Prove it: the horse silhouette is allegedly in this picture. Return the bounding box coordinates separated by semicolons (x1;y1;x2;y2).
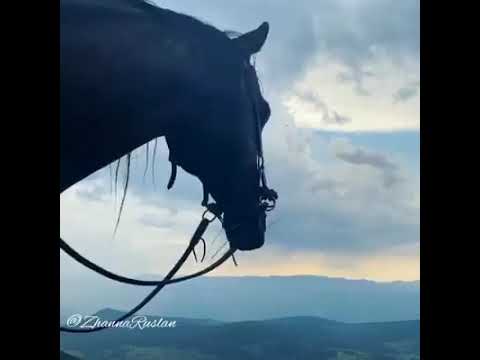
61;0;273;251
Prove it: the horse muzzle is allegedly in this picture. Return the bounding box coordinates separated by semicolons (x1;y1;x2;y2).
224;210;267;251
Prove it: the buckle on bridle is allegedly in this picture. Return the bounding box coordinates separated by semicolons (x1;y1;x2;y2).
259;186;278;212
202;203;223;223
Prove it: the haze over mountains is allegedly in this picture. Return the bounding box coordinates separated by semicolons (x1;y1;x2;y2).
61;275;419;323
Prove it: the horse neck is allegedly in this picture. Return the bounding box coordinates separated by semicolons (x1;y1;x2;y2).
60;2;228;193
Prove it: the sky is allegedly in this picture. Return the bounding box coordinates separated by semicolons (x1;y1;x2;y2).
60;0;420;284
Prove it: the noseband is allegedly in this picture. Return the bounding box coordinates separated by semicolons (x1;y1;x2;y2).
59;60;277;333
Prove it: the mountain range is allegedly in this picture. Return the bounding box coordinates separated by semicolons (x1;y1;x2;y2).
61;275;420;323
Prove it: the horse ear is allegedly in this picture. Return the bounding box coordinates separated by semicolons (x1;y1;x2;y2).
233;22;269;56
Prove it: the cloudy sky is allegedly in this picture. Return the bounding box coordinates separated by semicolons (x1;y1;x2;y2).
60;0;420;284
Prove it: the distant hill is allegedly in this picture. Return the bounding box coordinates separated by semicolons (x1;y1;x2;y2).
60;309;419;360
60;351;82;360
61;275;419;323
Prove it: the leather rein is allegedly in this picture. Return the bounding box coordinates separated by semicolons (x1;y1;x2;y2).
60;205;233;333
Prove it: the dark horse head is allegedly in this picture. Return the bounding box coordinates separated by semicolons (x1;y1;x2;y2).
164;23;275;251
60;0;276;251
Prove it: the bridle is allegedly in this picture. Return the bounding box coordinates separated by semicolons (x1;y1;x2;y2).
59;59;277;333
247;62;278;213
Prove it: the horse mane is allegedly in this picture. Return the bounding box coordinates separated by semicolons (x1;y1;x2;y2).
70;0;242;40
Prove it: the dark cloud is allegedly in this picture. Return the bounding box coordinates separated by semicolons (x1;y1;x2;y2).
393;81;420;103
337;69;375;96
297;90;352;125
335;147;396;171
263;196;417;254
334;144;404;188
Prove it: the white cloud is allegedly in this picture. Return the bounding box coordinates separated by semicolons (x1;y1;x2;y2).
283;52;419;132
